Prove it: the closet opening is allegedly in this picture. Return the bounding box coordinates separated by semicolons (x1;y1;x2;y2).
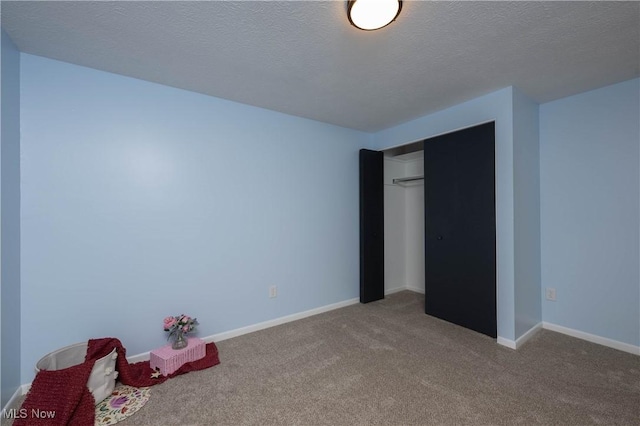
382;141;425;296
360;121;497;338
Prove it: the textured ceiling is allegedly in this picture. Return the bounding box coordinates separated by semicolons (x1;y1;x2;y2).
2;1;639;132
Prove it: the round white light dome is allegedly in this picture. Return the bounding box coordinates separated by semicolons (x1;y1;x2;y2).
348;0;402;31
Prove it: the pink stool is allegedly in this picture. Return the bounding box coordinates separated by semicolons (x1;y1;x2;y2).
150;337;206;376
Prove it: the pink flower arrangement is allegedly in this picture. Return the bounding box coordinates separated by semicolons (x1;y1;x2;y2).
163;314;198;339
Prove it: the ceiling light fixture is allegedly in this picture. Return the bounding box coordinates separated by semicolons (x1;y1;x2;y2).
347;0;402;31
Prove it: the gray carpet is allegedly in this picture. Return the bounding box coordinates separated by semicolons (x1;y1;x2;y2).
10;291;640;425
120;291;639;425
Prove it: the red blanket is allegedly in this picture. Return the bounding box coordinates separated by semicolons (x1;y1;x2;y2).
15;338;220;425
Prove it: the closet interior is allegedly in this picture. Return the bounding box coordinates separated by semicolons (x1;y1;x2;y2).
383;141;425;295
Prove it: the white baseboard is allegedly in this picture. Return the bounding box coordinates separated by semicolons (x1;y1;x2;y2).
200;297;360;344
516;322;543;347
385;285;424;295
383;289;639;357
542;322;640;356
126;351;151;364
496;321;640;356
497;323;543;350
496;337;516;349
128;309;638;360
405;285;425;294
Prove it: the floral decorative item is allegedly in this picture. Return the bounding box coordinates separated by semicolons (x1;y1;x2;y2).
95;385;151;426
163;314;198;350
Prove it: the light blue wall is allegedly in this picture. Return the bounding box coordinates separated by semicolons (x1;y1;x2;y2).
372;88;518;341
512;88;541;338
1;30;22;406
20;54;369;382
540;78;640;346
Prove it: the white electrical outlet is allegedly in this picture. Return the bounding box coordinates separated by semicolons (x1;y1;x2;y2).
545;287;556;301
269;285;277;298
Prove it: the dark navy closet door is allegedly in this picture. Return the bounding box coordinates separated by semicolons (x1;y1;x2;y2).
424;122;496;337
359;149;384;303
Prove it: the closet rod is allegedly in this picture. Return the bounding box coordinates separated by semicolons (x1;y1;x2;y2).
392;175;424;185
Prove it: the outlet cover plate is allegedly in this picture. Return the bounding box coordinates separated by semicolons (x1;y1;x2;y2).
545;287;556;301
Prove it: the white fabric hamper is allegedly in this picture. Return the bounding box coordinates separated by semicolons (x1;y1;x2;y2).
35;342;118;404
